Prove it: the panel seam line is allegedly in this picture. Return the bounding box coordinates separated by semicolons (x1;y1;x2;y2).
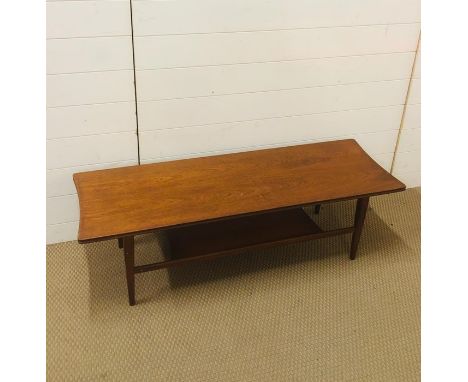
390;32;420;174
129;0;141;164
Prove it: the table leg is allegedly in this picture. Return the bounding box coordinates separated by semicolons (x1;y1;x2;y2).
314;204;321;214
123;236;136;305
118;237;123;249
350;197;369;260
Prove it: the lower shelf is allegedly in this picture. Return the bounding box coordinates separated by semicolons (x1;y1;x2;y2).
166;208;351;260
134;208;354;273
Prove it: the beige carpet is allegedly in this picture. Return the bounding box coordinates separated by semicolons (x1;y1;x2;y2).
47;188;420;381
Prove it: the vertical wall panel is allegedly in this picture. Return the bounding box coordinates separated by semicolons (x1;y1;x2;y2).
139;105;404;160
133;24;420;69
134;0;420;173
46;1;131;39
47;36;133;74
132;0;420;35
136;53;415;101
46;0;137;243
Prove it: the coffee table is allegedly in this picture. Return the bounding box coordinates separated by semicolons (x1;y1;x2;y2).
74;139;405;305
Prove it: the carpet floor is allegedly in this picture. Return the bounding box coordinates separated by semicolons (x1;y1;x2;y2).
47;188;420;381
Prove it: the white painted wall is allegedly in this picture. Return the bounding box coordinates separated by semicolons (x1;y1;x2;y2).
46;0;138;243
47;0;421;244
133;0;420;175
392;44;421;187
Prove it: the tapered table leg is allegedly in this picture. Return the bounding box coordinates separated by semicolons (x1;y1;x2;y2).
123;236;136;305
350;197;369;260
118;237;123;249
314;204;321;214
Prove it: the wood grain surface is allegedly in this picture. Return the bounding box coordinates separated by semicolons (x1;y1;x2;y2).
74;139;405;242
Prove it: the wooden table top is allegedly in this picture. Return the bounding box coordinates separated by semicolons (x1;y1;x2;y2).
74;139;405;243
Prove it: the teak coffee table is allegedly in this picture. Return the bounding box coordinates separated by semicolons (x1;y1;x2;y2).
74;139;405;305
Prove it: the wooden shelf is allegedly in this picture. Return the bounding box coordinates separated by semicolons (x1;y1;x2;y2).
165;208;351;261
